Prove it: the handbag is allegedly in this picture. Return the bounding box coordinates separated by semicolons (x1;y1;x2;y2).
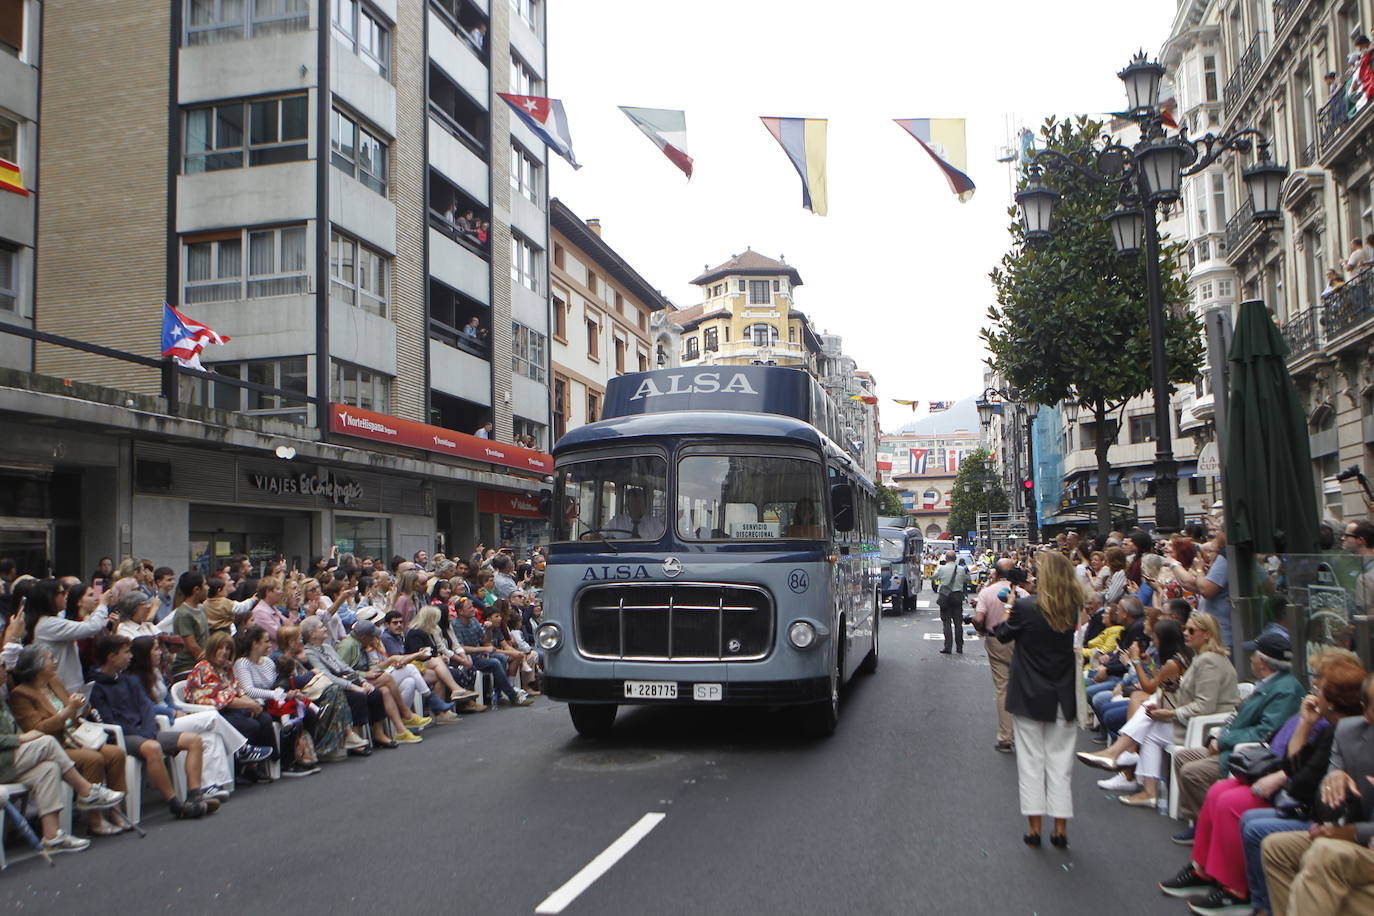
299;673;331;701
1227;744;1284;784
66;719;109;751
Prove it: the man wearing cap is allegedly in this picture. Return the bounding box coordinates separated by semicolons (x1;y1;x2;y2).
1171;629;1305;841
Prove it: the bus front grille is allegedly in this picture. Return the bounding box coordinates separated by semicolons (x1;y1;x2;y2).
575;583;773;662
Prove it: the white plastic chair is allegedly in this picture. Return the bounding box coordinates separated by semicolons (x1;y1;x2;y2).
0;783;33;869
172;680;281;780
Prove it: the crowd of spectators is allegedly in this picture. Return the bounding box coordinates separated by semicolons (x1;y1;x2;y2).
0;544;546;860
964;514;1374;915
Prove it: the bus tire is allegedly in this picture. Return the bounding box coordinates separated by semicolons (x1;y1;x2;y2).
802;642;842;737
858;609;878;675
903;586;917;614
568;703;617;737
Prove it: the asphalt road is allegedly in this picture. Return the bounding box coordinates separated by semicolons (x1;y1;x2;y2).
2;589;1186;915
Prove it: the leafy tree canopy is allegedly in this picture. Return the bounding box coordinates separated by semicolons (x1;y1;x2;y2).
947;448;1009;543
876;484;906;518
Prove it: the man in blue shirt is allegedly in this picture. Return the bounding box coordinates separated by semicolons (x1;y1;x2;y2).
452;602;532;706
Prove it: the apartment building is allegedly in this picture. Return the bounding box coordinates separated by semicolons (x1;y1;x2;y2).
877;426;982;540
0;0;36;371
1162;0;1374;522
0;0;558;574
547;199;673;442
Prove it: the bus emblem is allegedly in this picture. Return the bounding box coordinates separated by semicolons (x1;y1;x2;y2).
662;557;683;578
727;639;742;653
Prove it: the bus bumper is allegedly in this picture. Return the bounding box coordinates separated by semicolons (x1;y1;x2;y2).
543;675;832;706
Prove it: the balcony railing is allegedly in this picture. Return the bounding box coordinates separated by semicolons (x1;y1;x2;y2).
1222;32;1267;114
1223;195;1257;254
1316;93;1364;159
1272;0;1306;36
1279;305;1323;360
1322;269;1374;340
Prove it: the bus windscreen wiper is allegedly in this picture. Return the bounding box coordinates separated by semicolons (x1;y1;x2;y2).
579;528;632;553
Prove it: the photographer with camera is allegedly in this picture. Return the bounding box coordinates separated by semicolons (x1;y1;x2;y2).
973;558;1030;752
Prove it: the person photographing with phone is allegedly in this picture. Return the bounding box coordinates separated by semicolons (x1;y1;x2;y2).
973;559;1030;753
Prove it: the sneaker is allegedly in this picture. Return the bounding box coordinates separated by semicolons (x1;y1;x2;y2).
1097;773;1140;792
169;797;207;819
1172;825;1197;846
283;762;322;777
1186;887;1252;914
394;730;423;744
41;830;91;855
994;741;1014;753
513;690;535;707
75;783;125;811
1160;865;1215;899
199;784;232;803
402;714;432;731
1116;750;1139;768
236;744;274;763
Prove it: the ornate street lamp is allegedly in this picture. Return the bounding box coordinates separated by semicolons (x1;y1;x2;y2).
1014;53;1287;530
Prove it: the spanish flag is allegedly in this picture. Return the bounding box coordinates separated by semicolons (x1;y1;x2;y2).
0;157;27;196
894;119;975;202
760;117;828;216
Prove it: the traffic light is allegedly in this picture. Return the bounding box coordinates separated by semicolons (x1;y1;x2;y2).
1022;478;1034;490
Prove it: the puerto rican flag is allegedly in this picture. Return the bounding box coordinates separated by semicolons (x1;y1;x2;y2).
161;302;229;370
497;93;581;170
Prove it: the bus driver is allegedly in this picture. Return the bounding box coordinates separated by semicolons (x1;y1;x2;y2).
605;488;665;540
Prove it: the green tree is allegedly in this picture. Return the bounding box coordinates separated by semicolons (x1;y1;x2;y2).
984;116;1204;536
947;448;1009;544
876;484;906;518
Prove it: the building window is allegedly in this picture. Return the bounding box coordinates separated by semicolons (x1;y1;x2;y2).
510;234;541;292
185;95;308;173
184;226;308;304
199;357;309;422
723;326;730;342
585;316;599;359
638;351;648;372
331;0;390;77
737;279;745;292
0;0;22;57
0;113;16;163
1202;54;1218;102
1217;279;1233;298
637;310;646;331
510;0;538;32
0;242;15;312
703;327;718;351
1211;172;1227;226
586;271;598;298
772;279;780;292
511;321;547;382
615;292;624;314
553;243;565;269
685;336;699;359
552;295;566;339
749;280;769;304
331;359;390;412
788;325;796;343
553;377;567;440
185;0;310;46
330;108;388;195
509;53;542;96
509;142;541;203
1129;414;1156;444
513;416;545;449
329;230;388;316
748;323;778;347
587;391;600;423
611;336;625;374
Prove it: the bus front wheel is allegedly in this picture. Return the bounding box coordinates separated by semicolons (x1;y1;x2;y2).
802;645;842;737
569;703;617;737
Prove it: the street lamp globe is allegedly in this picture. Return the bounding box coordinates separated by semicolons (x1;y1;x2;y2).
1243;155;1288;221
1015;177;1059;242
975;396;995;428
1137;135;1188;205
1105;205;1145;254
1118;54;1166;114
1025;401;1040;421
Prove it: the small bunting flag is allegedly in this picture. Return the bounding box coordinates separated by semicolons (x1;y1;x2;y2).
619;107;693;179
894;119;975;202
760;117;828;215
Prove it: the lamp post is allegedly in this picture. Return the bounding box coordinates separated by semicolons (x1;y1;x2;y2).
977;386;1035;548
1015;52;1287;531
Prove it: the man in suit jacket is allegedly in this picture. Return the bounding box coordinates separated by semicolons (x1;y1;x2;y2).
1262;673;1374;915
1174;629;1305;828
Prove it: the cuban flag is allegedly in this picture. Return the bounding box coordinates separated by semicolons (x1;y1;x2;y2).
909;448;929;475
894;119;976;202
497;93;581;169
161;302;229;370
619;107;693;178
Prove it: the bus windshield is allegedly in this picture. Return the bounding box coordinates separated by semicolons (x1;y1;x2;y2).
880;537;904;560
677;454;827;540
553;454;668;542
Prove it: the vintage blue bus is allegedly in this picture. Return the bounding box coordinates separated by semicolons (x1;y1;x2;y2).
535;366;880;737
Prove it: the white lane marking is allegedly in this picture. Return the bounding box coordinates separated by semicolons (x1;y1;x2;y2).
922;633;981;641
535;812;666;914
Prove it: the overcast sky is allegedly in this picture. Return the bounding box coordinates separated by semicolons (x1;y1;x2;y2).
544;0;1179;431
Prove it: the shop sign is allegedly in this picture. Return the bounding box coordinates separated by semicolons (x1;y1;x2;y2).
479;490;545;519
248;471;363;506
329;404;552;476
1196;442;1221;478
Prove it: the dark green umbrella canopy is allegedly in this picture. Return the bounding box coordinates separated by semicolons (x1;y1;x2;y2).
1224;300;1320;555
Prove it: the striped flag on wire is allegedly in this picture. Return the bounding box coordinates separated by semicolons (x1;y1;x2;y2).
161;302;229;370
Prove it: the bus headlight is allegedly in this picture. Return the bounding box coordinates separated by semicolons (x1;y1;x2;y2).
788;620;817;649
536;623;562;651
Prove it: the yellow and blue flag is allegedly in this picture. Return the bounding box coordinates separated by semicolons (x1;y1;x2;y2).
760;117;828;216
894;119;975;202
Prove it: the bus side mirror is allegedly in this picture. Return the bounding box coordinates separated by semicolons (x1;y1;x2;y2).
538;489;553;519
831;482;855;532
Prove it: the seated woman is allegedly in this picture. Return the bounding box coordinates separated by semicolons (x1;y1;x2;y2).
1078;612;1238;808
300;615;421;747
1092;616;1190;791
505;606;542;694
184;631;277;781
113;592;160;640
249;577;289;647
126;635;242;795
404;605;481;709
484;602;526;679
350;619;456;723
274;624;363;760
8;645;134;836
232;625;321;777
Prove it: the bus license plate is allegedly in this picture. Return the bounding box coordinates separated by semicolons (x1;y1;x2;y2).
624;680;677;700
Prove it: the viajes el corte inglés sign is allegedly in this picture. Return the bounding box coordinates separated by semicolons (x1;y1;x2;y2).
329;404;552;475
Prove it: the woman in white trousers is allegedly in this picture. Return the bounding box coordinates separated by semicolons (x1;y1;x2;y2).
993;551;1083;848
